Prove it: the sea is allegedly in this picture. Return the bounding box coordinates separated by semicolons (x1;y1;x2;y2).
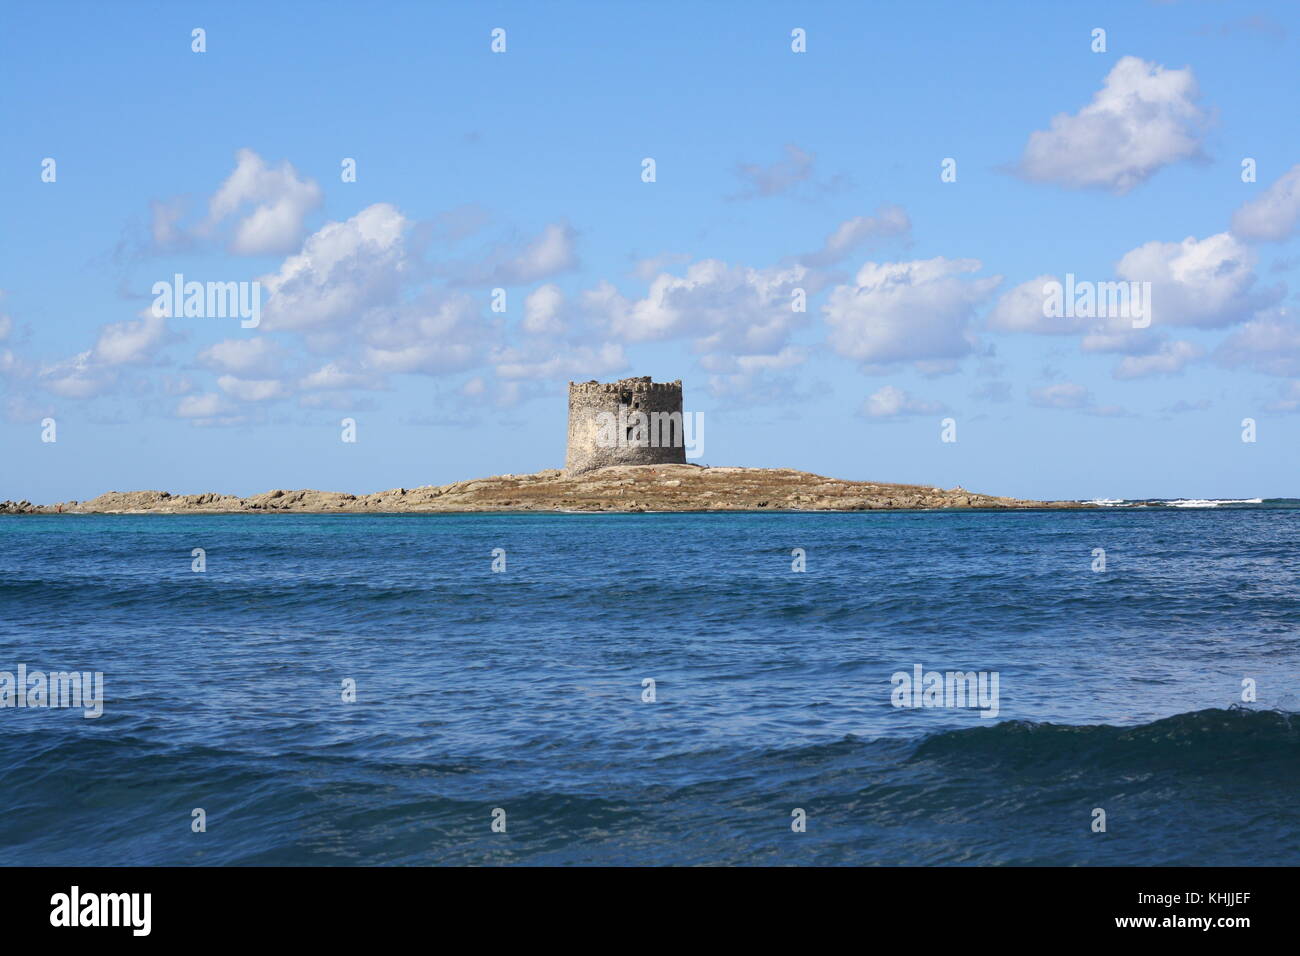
2;502;1298;866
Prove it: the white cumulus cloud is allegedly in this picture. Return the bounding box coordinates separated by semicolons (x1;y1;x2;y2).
91;312;171;366
1112;339;1202;379
449;223;579;287
801;205;911;267
596;260;811;357
206;148;323;255
860;385;947;420
986;275;1091;334
522;283;565;334
40;352;117;399
824;257;1000;367
216;375;286;402
1114;231;1278;329
1029;382;1092;409
1214;307;1300;377
259;203;408;332
197;337;282;377
1232;163;1300;242
175;392;229;419
1016;56;1208;194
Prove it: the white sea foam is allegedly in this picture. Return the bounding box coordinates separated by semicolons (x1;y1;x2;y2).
1164;498;1263;508
1078;497;1263;508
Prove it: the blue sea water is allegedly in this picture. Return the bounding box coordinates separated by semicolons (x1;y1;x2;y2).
1;507;1298;866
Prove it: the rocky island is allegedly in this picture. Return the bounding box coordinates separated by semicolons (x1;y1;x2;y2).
1;464;1081;514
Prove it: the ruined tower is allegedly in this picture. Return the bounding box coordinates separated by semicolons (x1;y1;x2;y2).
565;377;686;475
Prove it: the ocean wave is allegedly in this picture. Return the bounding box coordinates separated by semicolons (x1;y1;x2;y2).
908;706;1300;770
2;707;1297;865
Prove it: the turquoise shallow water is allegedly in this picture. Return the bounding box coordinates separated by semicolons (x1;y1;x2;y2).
1;508;1298;865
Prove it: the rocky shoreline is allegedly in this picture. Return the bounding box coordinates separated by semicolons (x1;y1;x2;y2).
1;464;1086;515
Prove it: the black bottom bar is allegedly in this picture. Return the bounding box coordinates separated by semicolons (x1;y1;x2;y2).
0;866;1282;940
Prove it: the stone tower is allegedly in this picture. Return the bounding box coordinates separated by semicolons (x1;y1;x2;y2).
565;377;686;475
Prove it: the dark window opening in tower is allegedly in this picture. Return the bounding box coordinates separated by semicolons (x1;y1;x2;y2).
619;391;632;404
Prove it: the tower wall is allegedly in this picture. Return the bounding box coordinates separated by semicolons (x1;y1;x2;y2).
565;377;686;475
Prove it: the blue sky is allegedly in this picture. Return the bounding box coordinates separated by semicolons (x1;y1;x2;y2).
2;0;1299;502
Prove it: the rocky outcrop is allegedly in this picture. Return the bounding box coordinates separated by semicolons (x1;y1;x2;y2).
2;465;1084;514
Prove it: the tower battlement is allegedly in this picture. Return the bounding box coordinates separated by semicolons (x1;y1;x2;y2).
565;377;687;475
568;377;683;396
